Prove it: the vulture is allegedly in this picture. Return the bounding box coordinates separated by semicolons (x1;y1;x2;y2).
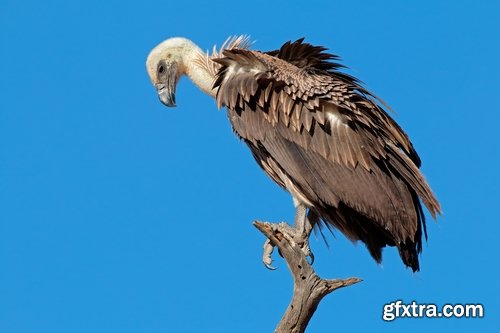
146;36;441;272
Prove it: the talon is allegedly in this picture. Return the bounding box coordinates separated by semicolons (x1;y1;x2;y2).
302;241;315;265
264;261;277;270
259;201;318;269
307;252;315;265
262;239;277;270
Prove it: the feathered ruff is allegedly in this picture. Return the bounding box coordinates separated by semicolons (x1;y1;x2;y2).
192;35;253;79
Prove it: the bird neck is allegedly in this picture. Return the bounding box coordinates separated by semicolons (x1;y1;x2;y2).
182;44;217;97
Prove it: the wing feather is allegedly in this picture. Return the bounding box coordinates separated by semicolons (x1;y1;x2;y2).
212;40;440;271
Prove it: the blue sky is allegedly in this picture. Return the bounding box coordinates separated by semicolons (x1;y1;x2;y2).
1;0;499;332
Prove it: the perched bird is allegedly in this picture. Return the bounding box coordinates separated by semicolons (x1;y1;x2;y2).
146;36;440;272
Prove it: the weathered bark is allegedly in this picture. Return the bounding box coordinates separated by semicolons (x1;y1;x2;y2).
254;221;361;333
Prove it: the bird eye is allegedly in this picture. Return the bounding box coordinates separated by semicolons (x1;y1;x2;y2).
158;65;164;74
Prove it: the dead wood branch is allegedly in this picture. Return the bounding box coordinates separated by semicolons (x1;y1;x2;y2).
254;221;361;333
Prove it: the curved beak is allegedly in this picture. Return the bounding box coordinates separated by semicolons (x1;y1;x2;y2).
156;83;176;107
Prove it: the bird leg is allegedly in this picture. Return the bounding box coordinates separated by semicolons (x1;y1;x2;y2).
262;203;315;269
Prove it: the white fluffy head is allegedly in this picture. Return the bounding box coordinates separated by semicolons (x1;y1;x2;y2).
146;37;198;84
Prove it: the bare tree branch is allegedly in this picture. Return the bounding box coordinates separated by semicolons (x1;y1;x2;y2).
254;221;362;333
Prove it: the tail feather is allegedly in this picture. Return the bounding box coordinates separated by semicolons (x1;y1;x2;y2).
317;202;423;272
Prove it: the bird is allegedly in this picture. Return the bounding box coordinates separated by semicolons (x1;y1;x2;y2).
145;36;441;272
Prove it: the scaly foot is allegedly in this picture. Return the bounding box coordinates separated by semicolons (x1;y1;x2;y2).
261;221;314;269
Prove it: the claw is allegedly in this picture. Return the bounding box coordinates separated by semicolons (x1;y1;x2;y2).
307;252;315;265
259;202;317;270
302;241;315;265
263;239;277;270
264;261;277;270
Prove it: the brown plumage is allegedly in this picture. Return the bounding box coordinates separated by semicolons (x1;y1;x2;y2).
146;37;441;272
211;38;440;271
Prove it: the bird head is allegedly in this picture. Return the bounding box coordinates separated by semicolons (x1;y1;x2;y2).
146;37;194;107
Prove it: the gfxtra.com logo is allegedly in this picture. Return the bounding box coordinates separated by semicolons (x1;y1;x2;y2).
382;300;484;321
